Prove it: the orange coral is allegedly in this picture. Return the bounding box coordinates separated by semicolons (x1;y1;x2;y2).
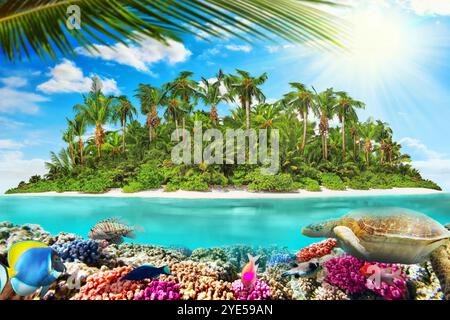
76;266;148;300
296;239;337;262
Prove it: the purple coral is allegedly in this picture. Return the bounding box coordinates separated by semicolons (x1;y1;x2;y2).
231;279;272;300
323;255;367;294
363;263;407;300
134;280;181;300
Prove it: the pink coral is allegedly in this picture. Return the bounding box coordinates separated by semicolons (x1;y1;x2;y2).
77;266;148;300
323;255;367;294
134;280;181;300
362;262;407;300
231;279;271;300
297;239;337;262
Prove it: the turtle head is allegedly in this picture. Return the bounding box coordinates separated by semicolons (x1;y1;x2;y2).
302;220;337;238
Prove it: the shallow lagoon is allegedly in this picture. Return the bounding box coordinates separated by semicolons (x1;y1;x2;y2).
1;193;449;250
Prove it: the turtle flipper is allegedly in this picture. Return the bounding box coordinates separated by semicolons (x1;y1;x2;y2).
333;226;370;260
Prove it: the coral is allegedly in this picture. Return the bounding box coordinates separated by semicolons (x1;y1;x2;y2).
261;266;294;300
296;239;337;262
404;262;444;300
52;239;101;265
134;280;181;300
161;261;235;300
107;244;185;267
313;282;349;300
0;222;51;255
266;254;295;268
43;262;100;300
191;247;229;264
430;241;450;300
76;266;148;300
231;279;271;300
323;255;367;295
363;262;407;300
289;278;320;300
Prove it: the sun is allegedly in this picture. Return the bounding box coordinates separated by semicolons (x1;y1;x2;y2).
345;8;416;72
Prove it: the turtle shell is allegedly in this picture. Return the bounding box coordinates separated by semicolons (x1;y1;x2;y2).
342;207;450;241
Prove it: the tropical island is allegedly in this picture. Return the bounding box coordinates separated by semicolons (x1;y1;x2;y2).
6;71;440;195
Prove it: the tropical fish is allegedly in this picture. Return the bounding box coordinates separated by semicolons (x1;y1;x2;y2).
281;260;321;278
120;265;171;281
88;218;141;244
241;254;260;288
0;241;66;298
360;262;403;287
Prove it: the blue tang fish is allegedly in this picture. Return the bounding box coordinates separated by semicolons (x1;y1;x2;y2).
0;241;66;298
120;264;171;281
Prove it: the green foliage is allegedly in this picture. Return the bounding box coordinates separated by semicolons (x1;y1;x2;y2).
165;175;209;192
123;181;145;193
320;173;346;190
135;163;164;189
248;173;296;192
296;178;321;192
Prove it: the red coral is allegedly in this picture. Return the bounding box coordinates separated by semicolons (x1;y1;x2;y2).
297;239;337;262
78;266;148;300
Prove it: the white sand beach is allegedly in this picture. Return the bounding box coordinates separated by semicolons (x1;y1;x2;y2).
3;187;443;199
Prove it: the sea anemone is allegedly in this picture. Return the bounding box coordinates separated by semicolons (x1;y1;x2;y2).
231;279;272;300
296;239;337;262
134;280;181;300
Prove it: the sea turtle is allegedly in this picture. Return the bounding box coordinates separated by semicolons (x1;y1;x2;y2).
301;207;450;264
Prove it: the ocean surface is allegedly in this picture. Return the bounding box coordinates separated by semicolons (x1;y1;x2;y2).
1;193;449;251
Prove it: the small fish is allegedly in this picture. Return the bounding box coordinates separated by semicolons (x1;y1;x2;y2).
0;241;66;298
88;218;141;244
241;254;260;288
120;265;171;281
282;260;321;278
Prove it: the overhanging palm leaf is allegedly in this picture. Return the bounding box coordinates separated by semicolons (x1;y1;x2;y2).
0;0;348;62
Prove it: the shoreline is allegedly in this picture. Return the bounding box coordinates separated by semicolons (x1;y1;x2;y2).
2;187;444;199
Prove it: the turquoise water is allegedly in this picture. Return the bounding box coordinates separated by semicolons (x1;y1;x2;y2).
1;194;449;251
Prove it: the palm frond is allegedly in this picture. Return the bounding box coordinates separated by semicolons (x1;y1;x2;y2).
0;0;348;62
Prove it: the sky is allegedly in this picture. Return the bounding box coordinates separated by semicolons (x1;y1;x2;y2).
1;0;450;192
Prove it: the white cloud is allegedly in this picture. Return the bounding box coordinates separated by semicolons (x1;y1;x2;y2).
399;136;450;190
265;44;295;53
225;44;252;53
0;76;28;88
0;86;48;114
0;151;47;194
407;0;450;15
0;139;23;149
75;37;191;73
399;137;443;159
37;59;119;95
0;117;24;129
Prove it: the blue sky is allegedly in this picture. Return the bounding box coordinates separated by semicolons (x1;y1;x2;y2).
1;0;450;192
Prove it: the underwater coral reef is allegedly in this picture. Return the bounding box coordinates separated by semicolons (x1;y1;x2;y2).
0;222;447;300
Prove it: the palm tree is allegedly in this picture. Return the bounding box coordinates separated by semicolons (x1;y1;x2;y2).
226;70;267;130
376;120;393;165
253;103;283;129
0;1;346;62
335;92;365;161
112;96;137;152
359;119;380;165
283;82;314;154
349;120;360;160
104;131;123;158
66;115;87;165
45;148;73;178
62;120;76;165
135;84;167;143
73;78;113;160
197;70;226;125
313;88;336;161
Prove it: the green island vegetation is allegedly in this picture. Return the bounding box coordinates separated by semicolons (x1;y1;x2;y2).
7;72;440;194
